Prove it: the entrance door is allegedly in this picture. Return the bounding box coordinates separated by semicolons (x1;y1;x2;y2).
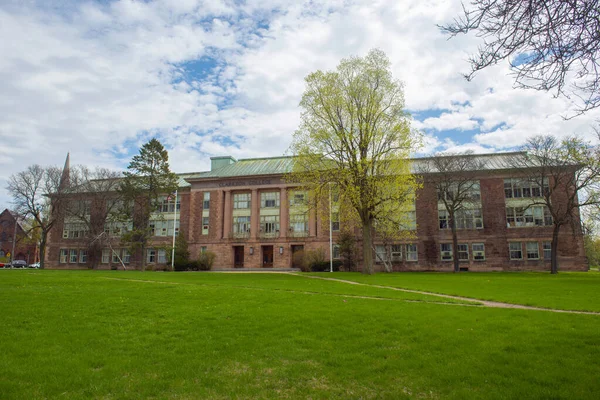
262;246;273;268
291;245;304;269
233;246;244;268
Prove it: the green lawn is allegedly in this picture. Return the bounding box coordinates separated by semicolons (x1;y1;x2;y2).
309;271;600;312
1;270;599;399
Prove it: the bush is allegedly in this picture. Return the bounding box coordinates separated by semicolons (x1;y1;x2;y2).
198;251;216;271
301;248;342;272
311;260;342;272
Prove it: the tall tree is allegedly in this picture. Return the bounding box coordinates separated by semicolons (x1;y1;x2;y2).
119;138;178;270
6;165;66;269
510;134;600;274
419;152;486;273
442;0;600;116
289;49;421;275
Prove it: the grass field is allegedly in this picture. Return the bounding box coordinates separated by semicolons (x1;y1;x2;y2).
1;270;599;399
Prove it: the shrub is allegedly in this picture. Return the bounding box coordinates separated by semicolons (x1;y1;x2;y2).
311;260;342;272
198;251;216;271
337;230;357;271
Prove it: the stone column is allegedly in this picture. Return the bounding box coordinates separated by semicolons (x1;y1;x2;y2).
251;189;259;239
279;187;288;238
223;190;231;239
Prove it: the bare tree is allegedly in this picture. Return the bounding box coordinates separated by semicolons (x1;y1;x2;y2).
442;0;600;116
7;165;65;269
419;152;486;272
63;166;123;269
509;134;600;273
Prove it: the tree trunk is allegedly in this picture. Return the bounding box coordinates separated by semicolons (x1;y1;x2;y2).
551;224;561;274
450;213;459;273
362;218;374;275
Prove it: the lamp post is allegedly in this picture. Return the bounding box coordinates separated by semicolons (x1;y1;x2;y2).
171;190;178;272
329;182;333;273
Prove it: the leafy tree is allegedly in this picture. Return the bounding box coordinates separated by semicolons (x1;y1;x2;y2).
442;0;600;116
419;152;486;273
7;165;66;269
119;139;178;270
289;49;421;275
172;233;190;270
337;230;356;272
510;134;600;274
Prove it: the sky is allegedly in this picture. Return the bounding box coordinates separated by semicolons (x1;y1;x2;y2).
1;0;599;208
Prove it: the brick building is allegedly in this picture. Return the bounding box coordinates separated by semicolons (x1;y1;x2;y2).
45;152;588;271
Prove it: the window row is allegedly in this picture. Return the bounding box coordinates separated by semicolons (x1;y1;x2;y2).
149;220;180;237
59;249;88;263
104;221;133;237
156;196;181;213
232;191;308;209
439;209;483;230
504;178;549;199
63;223;89;239
509;242;551;260
102;248;131;264
438;181;481;202
373;244;419;263
506;206;552;227
440;243;486;261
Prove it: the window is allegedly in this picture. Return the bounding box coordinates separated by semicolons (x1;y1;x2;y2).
375;245;387;263
79;250;87;263
104;221;132;237
290;191;307;206
526;242;539;260
260;215;280;237
406;244;418;261
333;245;340;259
391;245;403;262
439;209;483;230
401;211;417;230
509;242;523;260
200;246;207;254
438;181;481;202
156;195;180;213
122;249;130;264
232;216;251;237
472;243;485;261
331;212;340;231
260;192;280;208
63;222;89;239
543;242;552;260
158;249;167;264
233;193;250;209
147;249;156;263
457;244;469;261
506;206;552;227
71;200;91;215
60;249;68;263
290;213;308;235
203;192;210;209
102;249;110;264
202;216;209;235
440;243;453;261
112;250;121;264
150;220;180;236
69;249;78;263
504;178;548;198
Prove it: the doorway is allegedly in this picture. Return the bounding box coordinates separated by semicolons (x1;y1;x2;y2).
262;245;273;268
291;245;304;269
233;246;244;268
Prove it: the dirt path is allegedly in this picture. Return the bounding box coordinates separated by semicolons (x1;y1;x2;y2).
296;274;600;315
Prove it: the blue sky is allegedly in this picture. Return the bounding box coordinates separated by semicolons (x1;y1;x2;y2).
1;0;599;207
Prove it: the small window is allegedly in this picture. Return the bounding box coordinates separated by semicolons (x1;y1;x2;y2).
60;249;68;263
147;249;156;264
291;191;307;206
79;250;88;263
543;242;551;260
200;246;207;254
112;250;121;264
391;245;403;262
526;242;539;260
331;213;340;231
158;249;167;263
440;243;453;261
260;192;280;208
406;244;418;261
69;249;78;263
203;192;210;209
333;245;340;259
102;249;110;264
472;243;485;261
509;242;522;260
374;245;387;263
233;193;251;209
439;210;448;229
122;249;130;264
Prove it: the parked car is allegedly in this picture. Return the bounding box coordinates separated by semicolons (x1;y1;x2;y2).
28;262;40;269
0;262;5;268
9;260;28;268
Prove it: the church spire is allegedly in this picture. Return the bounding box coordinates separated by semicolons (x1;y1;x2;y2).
59;153;70;189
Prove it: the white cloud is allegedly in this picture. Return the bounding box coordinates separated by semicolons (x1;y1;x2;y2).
1;0;599;208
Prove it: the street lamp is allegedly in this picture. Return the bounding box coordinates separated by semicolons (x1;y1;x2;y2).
329;182;333;273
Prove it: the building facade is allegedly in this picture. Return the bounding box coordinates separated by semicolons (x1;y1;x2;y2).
0;209;38;264
45;153;588;271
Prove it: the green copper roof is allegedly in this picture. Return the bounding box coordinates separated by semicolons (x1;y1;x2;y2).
187;156;295;180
